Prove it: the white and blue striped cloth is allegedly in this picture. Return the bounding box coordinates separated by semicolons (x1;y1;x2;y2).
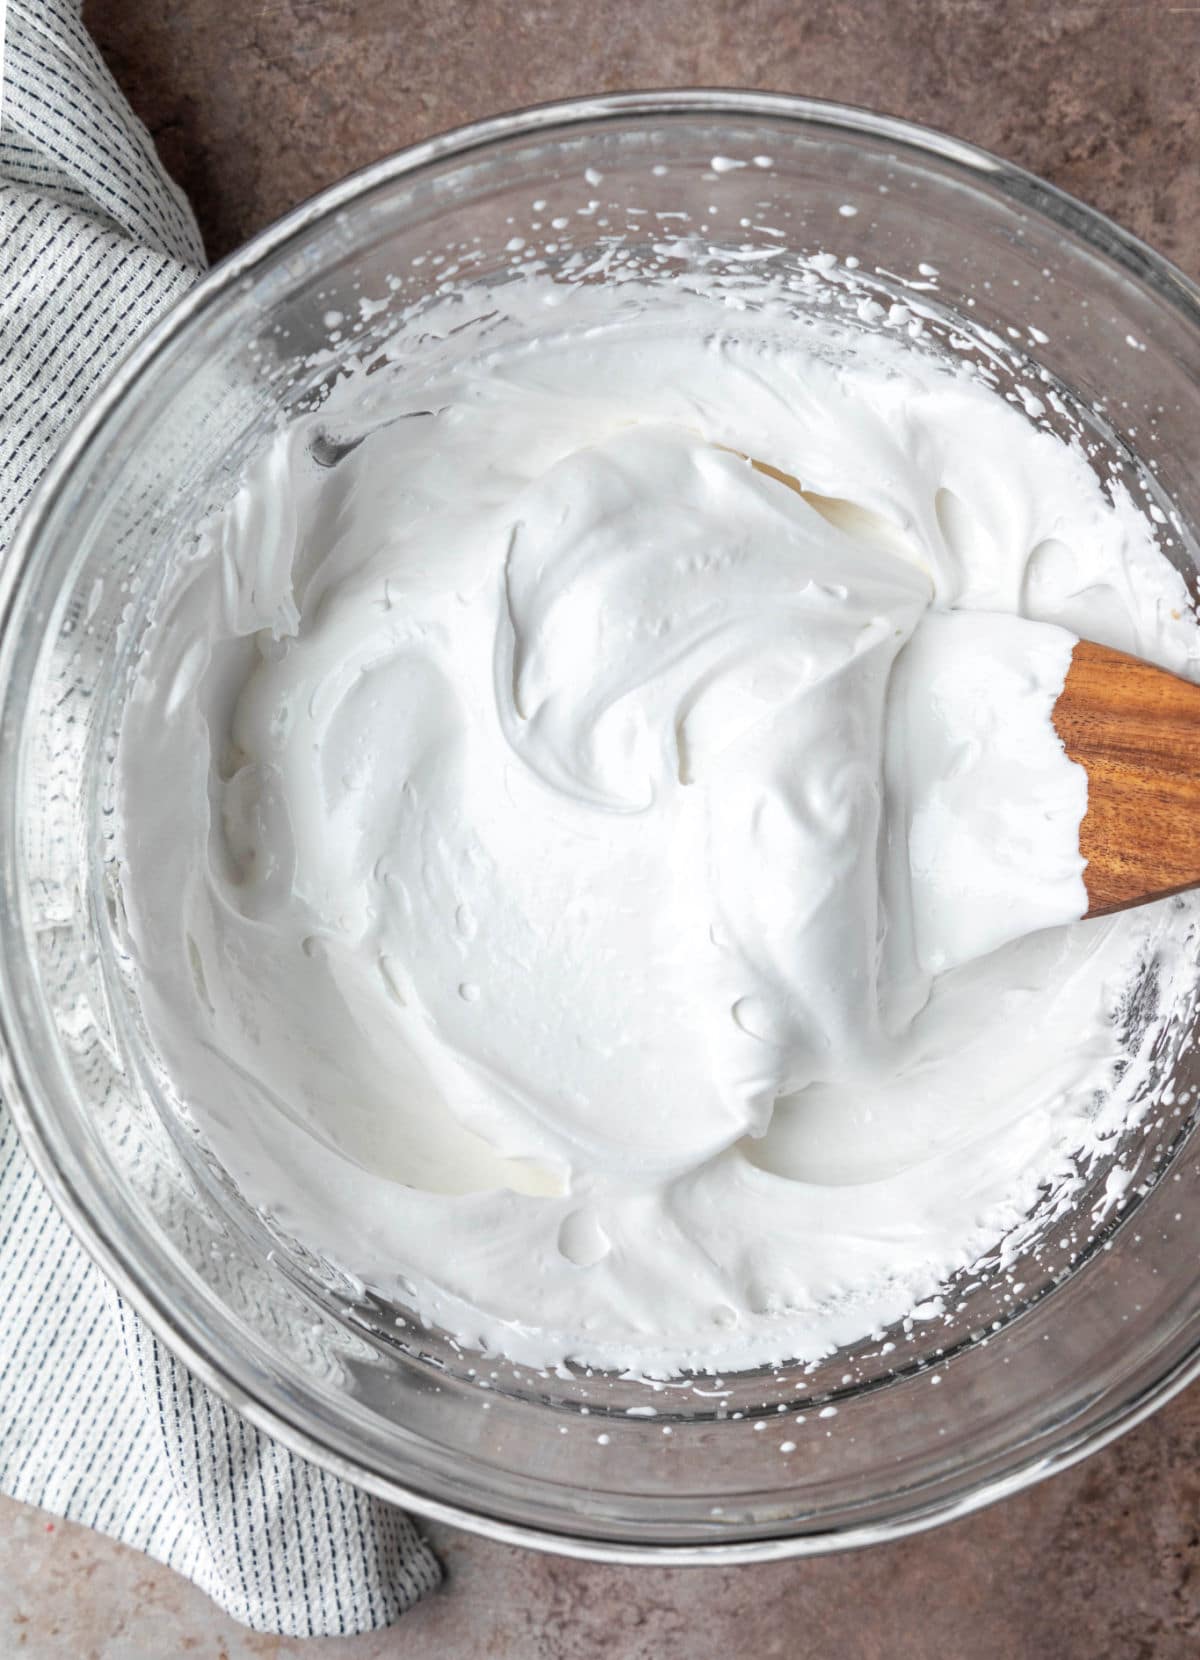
0;0;441;1633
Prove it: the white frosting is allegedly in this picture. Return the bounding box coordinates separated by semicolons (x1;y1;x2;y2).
117;275;1200;1375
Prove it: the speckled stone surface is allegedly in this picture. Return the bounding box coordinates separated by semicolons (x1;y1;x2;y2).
81;0;1200;272
4;1;1200;1653
6;1377;1200;1659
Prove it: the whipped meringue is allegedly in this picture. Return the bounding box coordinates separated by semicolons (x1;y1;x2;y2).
116;274;1200;1375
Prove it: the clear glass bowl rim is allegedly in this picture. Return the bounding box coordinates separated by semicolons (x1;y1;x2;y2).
3;88;1200;1564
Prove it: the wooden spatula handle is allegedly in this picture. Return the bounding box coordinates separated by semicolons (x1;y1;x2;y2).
1053;639;1200;917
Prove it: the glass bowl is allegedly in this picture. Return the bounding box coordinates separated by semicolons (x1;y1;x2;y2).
3;91;1200;1563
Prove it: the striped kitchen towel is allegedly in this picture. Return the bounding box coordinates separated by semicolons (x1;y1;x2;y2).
0;0;441;1634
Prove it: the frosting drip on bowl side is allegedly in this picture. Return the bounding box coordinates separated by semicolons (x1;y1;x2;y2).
116;278;1200;1375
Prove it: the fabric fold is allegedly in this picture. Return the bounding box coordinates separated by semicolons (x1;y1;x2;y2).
0;0;441;1633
